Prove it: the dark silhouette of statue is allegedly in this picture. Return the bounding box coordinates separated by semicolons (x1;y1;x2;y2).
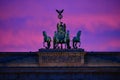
65;30;71;49
42;9;82;49
57;22;66;33
53;9;71;49
43;31;51;49
56;9;64;20
72;31;81;49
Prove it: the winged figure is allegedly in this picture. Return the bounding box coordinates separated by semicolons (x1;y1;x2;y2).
56;9;64;15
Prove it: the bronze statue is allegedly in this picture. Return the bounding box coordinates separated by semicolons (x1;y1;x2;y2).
65;30;71;49
56;9;64;21
42;9;82;49
72;31;81;49
43;31;51;49
53;9;71;49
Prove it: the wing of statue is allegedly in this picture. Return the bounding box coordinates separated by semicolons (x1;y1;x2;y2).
56;9;60;14
56;9;64;14
61;9;64;13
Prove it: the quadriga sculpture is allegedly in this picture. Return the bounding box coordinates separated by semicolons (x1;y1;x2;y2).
42;9;82;49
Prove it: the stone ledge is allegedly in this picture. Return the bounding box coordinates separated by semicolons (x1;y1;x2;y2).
39;48;85;52
0;67;120;74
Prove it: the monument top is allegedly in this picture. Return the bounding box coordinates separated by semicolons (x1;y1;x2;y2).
42;9;83;50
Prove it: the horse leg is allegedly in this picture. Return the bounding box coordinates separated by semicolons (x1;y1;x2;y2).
79;41;81;48
68;40;71;49
73;41;75;49
46;42;49;49
75;42;77;49
47;41;50;49
56;43;59;49
53;41;56;49
65;43;67;49
61;43;63;49
67;42;68;49
55;43;59;49
67;40;70;49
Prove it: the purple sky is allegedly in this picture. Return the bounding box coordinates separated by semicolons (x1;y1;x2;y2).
0;0;120;52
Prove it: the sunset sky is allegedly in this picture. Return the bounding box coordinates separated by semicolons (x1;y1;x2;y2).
0;0;120;52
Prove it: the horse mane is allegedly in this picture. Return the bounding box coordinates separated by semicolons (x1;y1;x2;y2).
43;31;47;37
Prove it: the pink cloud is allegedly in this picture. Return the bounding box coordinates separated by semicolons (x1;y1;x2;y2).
0;29;43;52
0;0;46;20
63;14;120;33
106;39;120;48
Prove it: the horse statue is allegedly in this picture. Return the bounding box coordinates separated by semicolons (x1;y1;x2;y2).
43;31;51;49
72;30;81;49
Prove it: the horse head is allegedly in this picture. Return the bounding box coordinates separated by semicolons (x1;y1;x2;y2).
77;30;81;37
43;31;47;37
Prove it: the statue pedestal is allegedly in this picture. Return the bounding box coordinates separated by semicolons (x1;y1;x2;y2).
38;49;86;67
